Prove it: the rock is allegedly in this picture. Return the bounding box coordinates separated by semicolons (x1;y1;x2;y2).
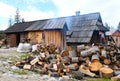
11;66;19;70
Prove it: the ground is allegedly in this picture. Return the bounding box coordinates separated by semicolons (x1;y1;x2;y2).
0;47;83;81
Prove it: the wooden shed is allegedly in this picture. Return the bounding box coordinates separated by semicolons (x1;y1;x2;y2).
25;18;68;50
112;30;120;47
4;21;36;47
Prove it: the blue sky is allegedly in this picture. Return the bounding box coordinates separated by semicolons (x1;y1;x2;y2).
0;0;120;30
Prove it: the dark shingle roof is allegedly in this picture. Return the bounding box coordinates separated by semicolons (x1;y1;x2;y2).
5;12;108;38
67;30;93;43
25;18;66;31
4;21;36;33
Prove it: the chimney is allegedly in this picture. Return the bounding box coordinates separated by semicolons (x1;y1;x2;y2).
76;11;80;16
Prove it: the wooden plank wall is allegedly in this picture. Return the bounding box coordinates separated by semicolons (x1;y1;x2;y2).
8;34;17;47
28;31;43;44
44;30;62;49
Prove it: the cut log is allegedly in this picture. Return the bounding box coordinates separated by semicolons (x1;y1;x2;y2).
44;63;48;69
111;74;120;81
63;66;70;73
101;49;107;60
61;57;70;64
61;50;69;57
38;61;44;66
77;45;85;50
71;57;79;63
91;54;99;62
89;60;102;72
114;70;120;76
81;47;99;57
68;63;78;71
100;67;113;78
30;57;39;65
40;52;45;58
53;63;58;71
23;64;31;70
104;59;111;65
79;65;96;77
69;50;76;57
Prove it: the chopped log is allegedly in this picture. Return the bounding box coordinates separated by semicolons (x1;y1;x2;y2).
91;54;99;62
38;61;44;66
79;65;96;77
61;50;69;57
100;67;113;78
101;49;107;60
23;64;31;70
104;59;111;65
77;45;85;50
44;63;48;69
68;63;78;71
40;52;45;58
72;71;83;80
30;57;39;65
61;57;70;65
89;60;102;72
111;74;120;81
63;66;70;73
69;50;76;57
81;47;99;57
53;63;58;71
114;71;120;76
71;57;79;63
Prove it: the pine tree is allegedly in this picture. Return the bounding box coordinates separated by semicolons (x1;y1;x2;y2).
15;8;21;23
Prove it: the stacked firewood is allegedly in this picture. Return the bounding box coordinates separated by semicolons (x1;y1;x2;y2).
14;43;120;80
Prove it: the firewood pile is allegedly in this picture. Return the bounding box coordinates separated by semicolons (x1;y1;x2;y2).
14;43;120;80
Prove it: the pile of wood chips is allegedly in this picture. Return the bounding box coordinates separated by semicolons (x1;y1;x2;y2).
14;43;120;80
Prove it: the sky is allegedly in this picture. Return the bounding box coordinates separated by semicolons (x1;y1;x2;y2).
0;0;120;30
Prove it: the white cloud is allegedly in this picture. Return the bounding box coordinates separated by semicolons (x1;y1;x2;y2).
0;1;55;30
0;2;16;18
21;10;55;21
0;2;16;30
52;0;120;28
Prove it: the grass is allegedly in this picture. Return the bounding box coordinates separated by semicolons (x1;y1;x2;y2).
7;53;31;62
20;53;31;59
7;56;20;62
85;78;111;81
12;69;28;75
